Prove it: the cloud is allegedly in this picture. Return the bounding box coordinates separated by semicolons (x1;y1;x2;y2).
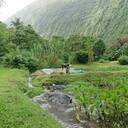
0;0;36;21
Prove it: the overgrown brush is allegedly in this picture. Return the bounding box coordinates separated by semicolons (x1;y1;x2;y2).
41;70;128;128
69;82;128;128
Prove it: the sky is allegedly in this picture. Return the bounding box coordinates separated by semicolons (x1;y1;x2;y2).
0;0;36;21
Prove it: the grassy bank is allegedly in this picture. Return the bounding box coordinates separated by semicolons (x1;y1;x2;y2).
0;68;62;128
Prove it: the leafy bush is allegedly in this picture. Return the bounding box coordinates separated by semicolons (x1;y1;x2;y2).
49;60;63;68
98;59;107;63
46;55;63;68
25;58;41;73
3;53;41;73
75;50;88;64
118;56;128;65
11;55;27;68
93;39;106;60
63;53;69;63
70;83;128;128
43;74;70;86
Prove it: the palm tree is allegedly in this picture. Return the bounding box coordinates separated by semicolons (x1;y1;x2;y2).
11;18;23;27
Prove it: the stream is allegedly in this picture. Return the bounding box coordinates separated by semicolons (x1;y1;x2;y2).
28;76;33;88
32;84;87;128
30;68;97;128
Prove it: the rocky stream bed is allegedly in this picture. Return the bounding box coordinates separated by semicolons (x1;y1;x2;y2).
29;68;97;128
32;84;97;128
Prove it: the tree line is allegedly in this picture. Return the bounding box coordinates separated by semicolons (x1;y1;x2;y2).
1;18;128;72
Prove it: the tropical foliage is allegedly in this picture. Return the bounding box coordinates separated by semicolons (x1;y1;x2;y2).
1;19;128;70
0;19;107;70
43;70;128;128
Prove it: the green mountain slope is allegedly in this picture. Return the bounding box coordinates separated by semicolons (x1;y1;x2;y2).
7;0;128;42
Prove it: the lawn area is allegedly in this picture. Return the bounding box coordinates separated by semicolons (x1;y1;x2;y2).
0;68;62;128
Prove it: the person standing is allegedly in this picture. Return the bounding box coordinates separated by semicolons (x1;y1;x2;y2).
61;63;71;73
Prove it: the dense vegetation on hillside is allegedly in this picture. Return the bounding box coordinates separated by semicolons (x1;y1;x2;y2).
7;0;128;42
1;19;128;71
0;19;106;70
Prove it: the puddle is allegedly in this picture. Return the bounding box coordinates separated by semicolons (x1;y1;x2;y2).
41;68;84;75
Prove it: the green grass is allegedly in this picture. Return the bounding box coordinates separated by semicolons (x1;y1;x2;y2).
72;61;128;72
0;68;62;128
44;72;128;88
26;75;50;98
42;61;128;88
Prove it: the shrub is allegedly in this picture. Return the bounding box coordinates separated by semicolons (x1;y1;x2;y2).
11;55;27;68
46;55;63;68
98;59;107;63
63;53;69;63
70;83;128;128
118;56;128;65
43;74;70;86
93;39;106;60
25;58;41;73
3;54;25;68
3;53;41;73
75;50;88;64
